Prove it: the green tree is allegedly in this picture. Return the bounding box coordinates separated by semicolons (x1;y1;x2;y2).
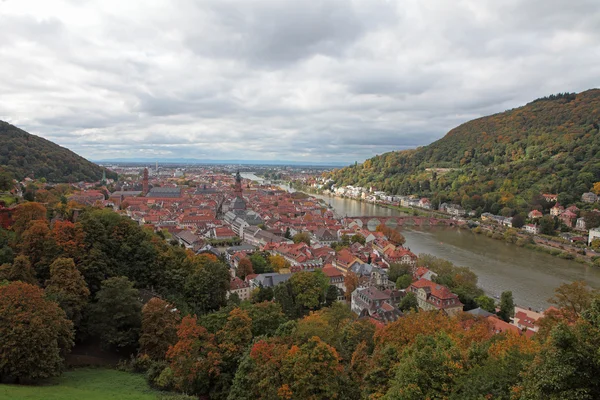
540;216;556;235
475;295;496;313
398;292;419;312
395;274;413;289
45;257;90;326
184;260;231;315
325;285;340;306
520;301;600;399
87;276;142;351
0;282;74;382
290;270;329;310
139;297;180;360
498;291;515;322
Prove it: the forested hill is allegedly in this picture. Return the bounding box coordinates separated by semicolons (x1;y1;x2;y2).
329;89;600;212
0;120;114;182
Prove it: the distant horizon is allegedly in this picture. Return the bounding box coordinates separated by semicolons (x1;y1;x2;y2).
93;158;348;167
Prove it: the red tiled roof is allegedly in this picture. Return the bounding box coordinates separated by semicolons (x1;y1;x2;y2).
410;278;460;301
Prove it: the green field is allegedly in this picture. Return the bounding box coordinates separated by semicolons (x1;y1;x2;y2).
0;368;189;400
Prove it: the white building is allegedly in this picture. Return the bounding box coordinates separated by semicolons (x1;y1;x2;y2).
589;227;600;245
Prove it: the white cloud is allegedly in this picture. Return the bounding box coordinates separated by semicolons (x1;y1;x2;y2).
0;0;599;163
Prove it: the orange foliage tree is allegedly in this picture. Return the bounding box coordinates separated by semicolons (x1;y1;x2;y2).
166;315;222;396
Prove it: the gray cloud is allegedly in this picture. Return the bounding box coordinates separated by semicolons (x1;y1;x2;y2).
0;0;599;164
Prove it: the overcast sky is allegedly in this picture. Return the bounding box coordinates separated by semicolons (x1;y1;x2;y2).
1;0;599;163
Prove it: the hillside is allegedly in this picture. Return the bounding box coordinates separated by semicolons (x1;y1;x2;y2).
0;120;115;182
329;89;600;213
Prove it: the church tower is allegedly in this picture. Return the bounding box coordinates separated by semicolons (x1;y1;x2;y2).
142;168;149;195
234;171;243;197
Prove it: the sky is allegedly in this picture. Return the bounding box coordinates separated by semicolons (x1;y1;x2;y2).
1;0;599;164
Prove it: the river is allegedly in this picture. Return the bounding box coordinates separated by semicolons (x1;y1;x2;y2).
243;173;600;309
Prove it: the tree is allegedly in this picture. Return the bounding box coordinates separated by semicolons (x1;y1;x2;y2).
345;271;359;300
0;282;74;382
395;274;413;289
398;292;419;312
592;181;600;195
540;216;556;235
0;169;14;191
252;285;274;303
520;301;600;399
512;213;525;228
548;280;597;319
87;276;142;351
498;291;515;322
217;308;253;365
45;257;90;326
290;270;329;310
388;263;412;282
12;202;47;235
0;255;37;284
139;297;180;360
281;337;343;399
166;315;221;395
268;254;290;272
185;260;231;315
292;232;311;245
325;285;340;306
284;227;292;239
236;258;254;280
20;219;56;280
247;301;286;337
249;252;270;274
475;295;496;313
350;234;366;245
51;220;85;260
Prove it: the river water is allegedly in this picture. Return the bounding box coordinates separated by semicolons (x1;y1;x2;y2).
244;173;600;310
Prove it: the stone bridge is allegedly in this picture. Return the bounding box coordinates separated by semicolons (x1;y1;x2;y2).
343;216;461;231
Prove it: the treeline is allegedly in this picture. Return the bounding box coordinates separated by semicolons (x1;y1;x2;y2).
0;120;115;182
329;89;600;215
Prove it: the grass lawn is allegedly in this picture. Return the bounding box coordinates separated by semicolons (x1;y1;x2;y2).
0;368;188;400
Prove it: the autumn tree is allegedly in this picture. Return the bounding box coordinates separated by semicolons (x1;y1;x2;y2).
166;315;222;396
139;297;181;360
0;255;37;284
592;181;600;195
0;282;74;382
548;280;597;319
236;258;254;280
51;220;85;260
87;276;142;351
292;232;311;245
268;254;290;272
45;257;90;326
217;308;253;366
344;271;359;299
280;336;343;399
11;202;47;235
20;219;56;280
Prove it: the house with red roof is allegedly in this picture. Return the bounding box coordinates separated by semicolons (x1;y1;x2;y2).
333;248;362;273
409;278;463;316
227;277;251;302
528;210;543;219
